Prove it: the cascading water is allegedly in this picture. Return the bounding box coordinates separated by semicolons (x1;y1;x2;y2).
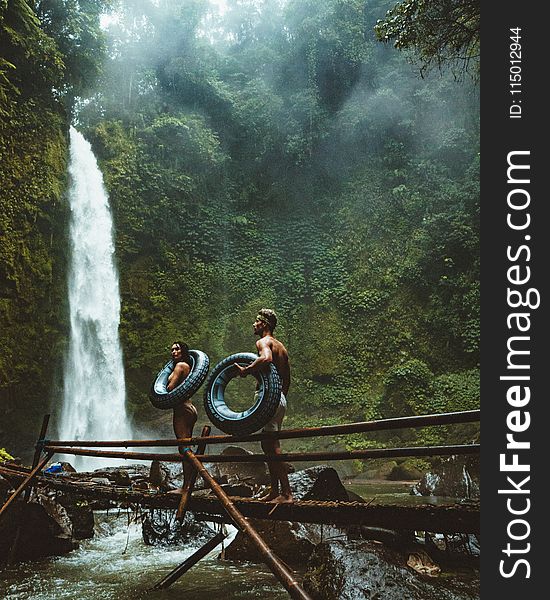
59;127;132;470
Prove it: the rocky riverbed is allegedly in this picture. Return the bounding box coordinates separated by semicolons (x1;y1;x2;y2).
1;454;479;599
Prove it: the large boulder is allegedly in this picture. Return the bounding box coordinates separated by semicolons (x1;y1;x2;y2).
88;464;151;487
53;492;95;540
288;465;350;501
224;519;343;566
424;532;480;568
142;510;216;546
224;465;348;565
0;500;78;564
215;446;270;485
303;540;480;600
0;469;94;565
412;456;480;499
34;488;95;540
148;460;184;491
148;460;230;491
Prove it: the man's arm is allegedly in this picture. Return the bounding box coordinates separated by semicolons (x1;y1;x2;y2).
235;338;272;376
167;362;191;391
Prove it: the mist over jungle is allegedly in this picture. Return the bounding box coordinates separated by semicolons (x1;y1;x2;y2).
1;0;480;466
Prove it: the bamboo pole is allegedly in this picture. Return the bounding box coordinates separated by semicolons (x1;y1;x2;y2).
43;443;480;463
43;409;480;447
176;425;211;521
30;416;51;468
7;414;51;564
153;530;227;589
182;449;312;600
0;452;54;522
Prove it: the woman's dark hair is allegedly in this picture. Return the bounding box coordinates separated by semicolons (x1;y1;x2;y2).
172;341;191;365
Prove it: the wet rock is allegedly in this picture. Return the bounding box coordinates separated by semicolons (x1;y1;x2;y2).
424;532;480;568
91;466;132;486
288;465;350;501
142;509;216;546
89;477;112;486
149;459;170;488
347;526;414;547
224;519;344;566
303;540;480;600
55;495;95;540
224;465;348;565
219;482;254;497
148;460;229;491
32;488;95;541
0;501;78;565
388;460;424;480
149;461;184;491
217;446;270;485
0;474;94;562
412;456;479;499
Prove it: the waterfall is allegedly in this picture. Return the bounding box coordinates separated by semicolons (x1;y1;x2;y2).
59;127;132;470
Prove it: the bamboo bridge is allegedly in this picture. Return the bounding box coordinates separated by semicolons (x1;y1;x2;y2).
0;409;480;599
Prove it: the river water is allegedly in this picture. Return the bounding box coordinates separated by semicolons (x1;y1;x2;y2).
1;481;461;599
0;481;470;600
0;512;287;599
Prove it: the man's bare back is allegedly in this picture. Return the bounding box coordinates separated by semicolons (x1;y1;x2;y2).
255;335;290;396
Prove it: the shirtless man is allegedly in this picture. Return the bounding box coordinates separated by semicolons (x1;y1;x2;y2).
167;341;197;487
234;309;293;503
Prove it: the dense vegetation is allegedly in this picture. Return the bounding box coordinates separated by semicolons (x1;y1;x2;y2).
1;0;479;468
0;0;111;455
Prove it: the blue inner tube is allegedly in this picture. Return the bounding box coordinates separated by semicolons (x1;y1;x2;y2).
203;352;282;435
149;349;210;410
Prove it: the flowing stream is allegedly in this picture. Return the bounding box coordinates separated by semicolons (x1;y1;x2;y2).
0;513;286;599
58;127;132;470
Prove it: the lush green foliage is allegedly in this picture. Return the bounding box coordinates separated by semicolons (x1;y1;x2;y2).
375;0;480;78
0;0;108;457
1;0;479;465
0;447;15;462
79;0;480;452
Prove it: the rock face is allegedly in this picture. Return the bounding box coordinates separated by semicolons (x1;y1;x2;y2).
0;470;94;564
288;465;350;502
224;518;343;566
216;446;270;485
0;500;78;564
303;540;480;600
149;447;268;495
224;465;348;566
142;510;216;547
412;456;480;499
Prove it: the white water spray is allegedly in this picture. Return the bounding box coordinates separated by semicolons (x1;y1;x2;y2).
59;127;132;470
